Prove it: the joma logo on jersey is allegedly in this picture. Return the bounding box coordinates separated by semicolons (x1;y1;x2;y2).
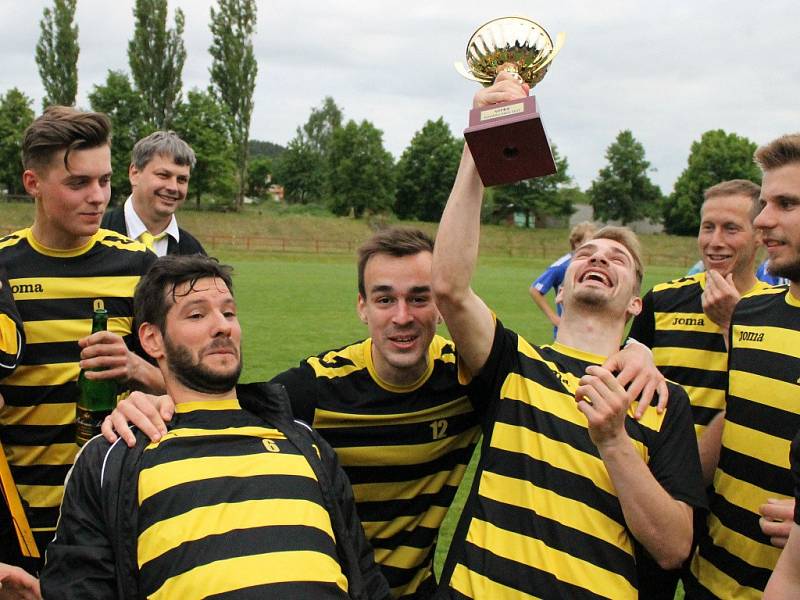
672;316;704;326
11;283;44;294
738;330;765;343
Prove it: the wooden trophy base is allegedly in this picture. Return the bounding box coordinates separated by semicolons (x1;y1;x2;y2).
464;96;557;187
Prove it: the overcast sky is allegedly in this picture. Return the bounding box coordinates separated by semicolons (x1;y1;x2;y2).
1;0;797;192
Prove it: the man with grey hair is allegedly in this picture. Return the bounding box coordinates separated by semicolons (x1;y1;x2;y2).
102;130;206;256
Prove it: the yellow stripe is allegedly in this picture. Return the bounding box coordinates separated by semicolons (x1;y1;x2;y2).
363;505;449;542
732;324;800;354
373;542;432;569
689;553;764;600
98;237;147;252
713;469;791;519
0;314;19;355
653;346;726;370
655;312;722;334
0;440;39;558
2;362;77;386
501;372;663;436
8;276;140;301
138;498;337;566
729;369;799;413
0;403;75;427
138;453;316;502
145;426;285;449
17;484;63;509
681;384;725;410
722;421;791;469
4;443;76;467
491;421;617;497
706;511;781;571
351;463;466;502
464;518;637;598
314;394;472;427
333;428;478;467
24;317;132;344
478;471;633;556
654;275;703;293
450;563;542;600
150;551;348;600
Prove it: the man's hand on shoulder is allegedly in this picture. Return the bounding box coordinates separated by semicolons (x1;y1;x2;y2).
101;391;175;447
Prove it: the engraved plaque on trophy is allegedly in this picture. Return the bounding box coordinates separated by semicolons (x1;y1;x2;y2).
455;17;565;186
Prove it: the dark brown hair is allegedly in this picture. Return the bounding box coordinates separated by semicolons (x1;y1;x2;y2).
754;133;800;172
357;228;434;297
22;106;111;172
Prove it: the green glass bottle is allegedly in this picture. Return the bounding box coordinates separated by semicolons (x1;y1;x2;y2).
75;300;118;446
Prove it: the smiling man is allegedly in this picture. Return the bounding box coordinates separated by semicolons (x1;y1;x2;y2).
628;180;767;449
102;131;206;257
0;106;158;568
430;74;705;599
686;133;800;599
41;255;389;600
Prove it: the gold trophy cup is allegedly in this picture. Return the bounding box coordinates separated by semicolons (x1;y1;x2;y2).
456;17;565;186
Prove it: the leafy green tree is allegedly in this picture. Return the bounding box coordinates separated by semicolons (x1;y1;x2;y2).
246;156;273;198
328;120;395;218
88;71;149;202
664;129;761;235
209;0;258;209
249;140;285;158
301;96;343;156
273;138;326;204
588;130;662;224
394;118;462;222
173;89;236;205
492;144;572;227
128;0;186;129
35;0;79;108
0;89;35;195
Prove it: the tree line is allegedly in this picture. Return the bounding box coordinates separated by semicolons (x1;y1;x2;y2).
1;0;761;234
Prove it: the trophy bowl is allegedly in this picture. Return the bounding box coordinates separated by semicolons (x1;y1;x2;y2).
457;16;566;186
455;16;565;88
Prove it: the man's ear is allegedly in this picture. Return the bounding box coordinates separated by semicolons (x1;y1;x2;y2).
139;322;165;360
22;170;40;199
129;163;139;187
356;294;368;324
627;295;643;319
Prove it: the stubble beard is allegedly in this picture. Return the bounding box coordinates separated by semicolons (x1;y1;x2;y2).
164;336;242;394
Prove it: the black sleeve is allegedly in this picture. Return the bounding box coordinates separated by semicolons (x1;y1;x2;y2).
0;265;24;378
316;432;391;600
270;360;319;424
627;288;656;348
644;383;708;511
39;438;116;600
792;430;800;525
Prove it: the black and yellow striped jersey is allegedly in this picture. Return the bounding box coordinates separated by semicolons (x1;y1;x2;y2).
137;399;349;599
629;272;770;438
272;335;483;599
439;321;705;600
687;285;800;599
0;264;23;378
0;228;153;552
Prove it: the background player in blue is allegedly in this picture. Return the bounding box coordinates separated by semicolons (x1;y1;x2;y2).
529;221;595;337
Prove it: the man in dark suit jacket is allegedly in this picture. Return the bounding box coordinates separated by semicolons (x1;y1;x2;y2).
102;131;206;256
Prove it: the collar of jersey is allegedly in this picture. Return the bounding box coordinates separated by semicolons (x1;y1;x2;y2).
786;288;800;307
549;341;606;365
25;227;99;257
363;338;434;393
174;398;241;413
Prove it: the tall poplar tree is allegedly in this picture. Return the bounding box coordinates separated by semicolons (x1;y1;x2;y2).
35;0;79;108
209;0;258;209
128;0;186;129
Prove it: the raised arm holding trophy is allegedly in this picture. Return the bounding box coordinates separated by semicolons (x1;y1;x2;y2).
456;16;565;186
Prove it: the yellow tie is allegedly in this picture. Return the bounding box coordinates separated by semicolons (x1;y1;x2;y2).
139;231;166;251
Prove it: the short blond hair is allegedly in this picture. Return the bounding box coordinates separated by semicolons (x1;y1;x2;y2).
569;221;597;250
754;133;800;172
703;179;761;222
